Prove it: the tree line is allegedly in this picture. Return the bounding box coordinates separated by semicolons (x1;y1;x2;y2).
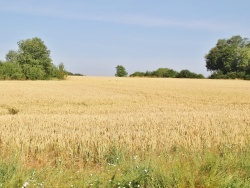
129;68;204;78
116;35;250;80
115;65;204;78
0;37;67;80
1;35;249;80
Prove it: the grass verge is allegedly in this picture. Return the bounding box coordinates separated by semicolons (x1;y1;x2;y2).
1;146;250;187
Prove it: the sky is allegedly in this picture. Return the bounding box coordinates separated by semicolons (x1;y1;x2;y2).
0;0;249;76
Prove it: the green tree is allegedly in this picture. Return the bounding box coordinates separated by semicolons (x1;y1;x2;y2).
205;35;250;79
5;50;18;63
115;65;128;77
153;68;178;78
1;37;67;80
57;63;67;79
16;37;53;76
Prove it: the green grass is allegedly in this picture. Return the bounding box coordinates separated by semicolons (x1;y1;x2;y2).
1;147;250;187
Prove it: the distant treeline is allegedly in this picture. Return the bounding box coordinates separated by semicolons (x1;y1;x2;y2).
2;35;250;80
130;68;205;79
66;71;84;76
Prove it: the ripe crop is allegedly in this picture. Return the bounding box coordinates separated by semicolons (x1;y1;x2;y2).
0;77;249;186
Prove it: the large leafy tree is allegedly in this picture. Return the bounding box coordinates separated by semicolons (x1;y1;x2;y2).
205;36;250;78
13;37;52;76
115;65;128;77
1;37;66;80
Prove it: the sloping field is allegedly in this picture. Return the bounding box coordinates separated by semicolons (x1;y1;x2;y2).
0;76;250;187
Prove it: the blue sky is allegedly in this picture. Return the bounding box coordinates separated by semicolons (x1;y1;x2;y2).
0;0;249;76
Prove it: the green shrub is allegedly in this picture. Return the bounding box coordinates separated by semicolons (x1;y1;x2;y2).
209;71;248;79
177;69;204;79
244;74;250;80
22;64;46;80
130;71;145;77
57;63;67;80
0;62;24;80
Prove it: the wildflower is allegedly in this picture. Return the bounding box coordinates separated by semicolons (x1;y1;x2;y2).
21;182;29;188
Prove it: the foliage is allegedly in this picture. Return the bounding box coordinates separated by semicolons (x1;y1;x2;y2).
22;64;46;80
2;147;250;187
115;65;128;77
154;68;179;78
66;71;84;76
57;63;68;80
209;71;248;79
5;50;18;63
130;68;204;79
16;38;52;75
129;71;145;77
205;35;250;79
0;37;67;80
177;69;205;78
0;62;24;80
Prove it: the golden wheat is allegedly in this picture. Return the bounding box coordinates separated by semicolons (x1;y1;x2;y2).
0;77;249;167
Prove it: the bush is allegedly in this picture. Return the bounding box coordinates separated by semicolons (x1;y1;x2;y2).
22;64;46;80
154;68;178;78
144;71;154;77
57;63;67;80
209;71;247;79
130;71;145;77
0;62;24;80
244;75;250;80
177;69;204;79
209;71;226;79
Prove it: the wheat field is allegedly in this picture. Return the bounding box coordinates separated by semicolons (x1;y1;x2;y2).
0;76;249;169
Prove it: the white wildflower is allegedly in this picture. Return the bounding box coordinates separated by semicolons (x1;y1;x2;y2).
21;182;29;188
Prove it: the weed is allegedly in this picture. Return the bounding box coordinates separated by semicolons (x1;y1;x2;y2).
7;107;19;115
